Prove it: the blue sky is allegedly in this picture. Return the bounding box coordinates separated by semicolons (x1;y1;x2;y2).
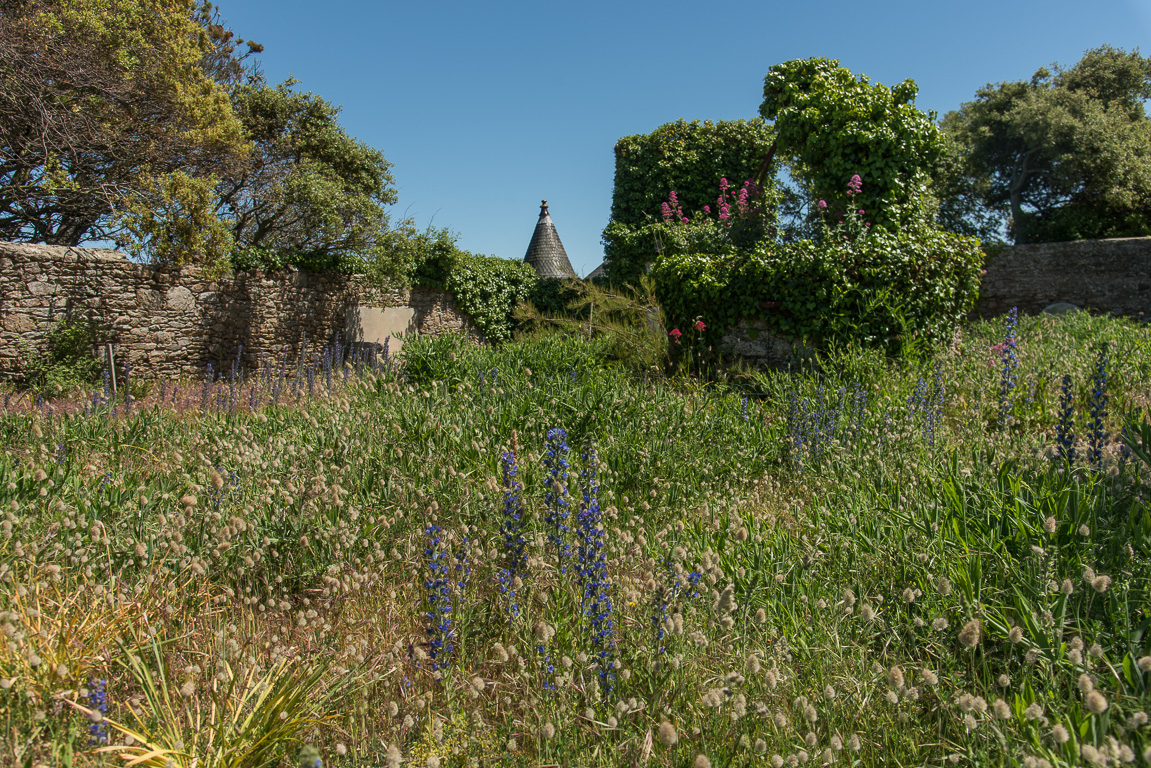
213;0;1150;278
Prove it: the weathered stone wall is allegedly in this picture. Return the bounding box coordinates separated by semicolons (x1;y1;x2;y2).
0;242;478;382
976;236;1151;319
717;318;813;369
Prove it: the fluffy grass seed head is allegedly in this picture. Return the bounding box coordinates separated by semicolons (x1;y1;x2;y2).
1092;575;1112;593
1085;690;1109;715
959;619;981;649
694;755;712;768
658;721;678;746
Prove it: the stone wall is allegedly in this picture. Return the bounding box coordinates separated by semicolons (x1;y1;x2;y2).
976;236;1151;319
0;242;478;382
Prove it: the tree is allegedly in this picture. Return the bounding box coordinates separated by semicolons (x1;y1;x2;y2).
939;46;1151;244
0;0;252;251
215;79;397;262
760;58;945;233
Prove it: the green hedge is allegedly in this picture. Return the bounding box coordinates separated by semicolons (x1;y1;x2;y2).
609;118;777;230
652;225;984;356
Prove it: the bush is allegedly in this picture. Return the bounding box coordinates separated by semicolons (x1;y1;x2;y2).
230;245;359;274
652;222;984;357
19;315;105;392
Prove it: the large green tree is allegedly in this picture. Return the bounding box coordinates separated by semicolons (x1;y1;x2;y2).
0;0;252;250
938;46;1151;244
215;78;397;262
760;58;945;234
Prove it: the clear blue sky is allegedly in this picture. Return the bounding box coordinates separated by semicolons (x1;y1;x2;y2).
214;0;1149;278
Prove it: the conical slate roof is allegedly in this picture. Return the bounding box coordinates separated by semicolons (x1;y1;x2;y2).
586;262;606;280
524;200;577;279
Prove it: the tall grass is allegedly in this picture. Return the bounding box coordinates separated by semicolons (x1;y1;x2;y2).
0;311;1149;767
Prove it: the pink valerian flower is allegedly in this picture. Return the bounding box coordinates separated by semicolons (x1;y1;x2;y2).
661;202;673;222
681;217;689;223
847;174;862;195
737;187;750;216
987;341;1007;368
669;329;682;343
817;200;827;210
719;178;730;191
694;320;706;332
858;210;865;215
703;206;711;214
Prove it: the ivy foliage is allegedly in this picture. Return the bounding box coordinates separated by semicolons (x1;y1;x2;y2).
414;234;537;345
603;119;781;284
609;119;777;229
761;57;945;233
651;219;984;357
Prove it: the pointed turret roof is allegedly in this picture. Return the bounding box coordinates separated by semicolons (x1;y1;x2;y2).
524;200;577;279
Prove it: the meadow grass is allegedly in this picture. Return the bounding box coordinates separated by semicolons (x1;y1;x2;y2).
1;311;1150;768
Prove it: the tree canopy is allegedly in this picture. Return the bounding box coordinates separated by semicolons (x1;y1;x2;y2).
0;0;400;271
216;79;397;262
938;46;1151;244
0;0;251;249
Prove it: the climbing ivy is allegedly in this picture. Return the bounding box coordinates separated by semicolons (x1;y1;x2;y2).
652;223;983;357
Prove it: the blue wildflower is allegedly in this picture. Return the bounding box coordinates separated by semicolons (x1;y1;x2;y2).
543;428;572;571
87;678;108;745
1056;374;1076;464
497;451;528;617
423;524;454;671
997;307;1019;428
575;447;615;697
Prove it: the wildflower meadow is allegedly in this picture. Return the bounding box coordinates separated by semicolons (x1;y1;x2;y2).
1;309;1150;768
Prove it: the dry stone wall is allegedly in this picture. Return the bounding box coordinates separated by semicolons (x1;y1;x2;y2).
0;242;478;382
976;237;1151;320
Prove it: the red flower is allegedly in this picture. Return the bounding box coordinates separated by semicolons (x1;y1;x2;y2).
694;320;706;332
669;328;682;343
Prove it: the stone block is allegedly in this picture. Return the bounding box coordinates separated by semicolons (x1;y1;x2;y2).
166;286;195;312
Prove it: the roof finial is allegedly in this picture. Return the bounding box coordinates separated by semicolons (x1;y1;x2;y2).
540;199;549;217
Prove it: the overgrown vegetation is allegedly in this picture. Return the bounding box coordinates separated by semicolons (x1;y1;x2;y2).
1;310;1149;767
16;314;104;394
